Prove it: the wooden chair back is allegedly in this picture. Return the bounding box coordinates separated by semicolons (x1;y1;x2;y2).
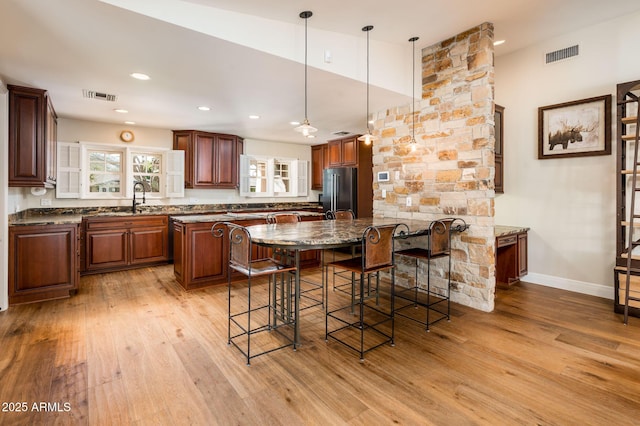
429;219;453;257
326;209;355;220
363;225;396;270
266;213;301;224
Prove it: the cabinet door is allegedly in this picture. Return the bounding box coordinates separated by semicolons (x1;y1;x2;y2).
311;145;326;190
215;135;238;188
193;133;216;187
173;222;185;283
327;140;343;167
495;105;504;193
46;95;57;186
8;86;47;187
130;226;168;265
85;229;128;271
173;131;193;188
9;224;77;305
341;137;358;166
518;232;528;277
188;225;228;284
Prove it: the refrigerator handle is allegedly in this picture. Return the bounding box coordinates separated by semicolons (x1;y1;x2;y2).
332;174;338;211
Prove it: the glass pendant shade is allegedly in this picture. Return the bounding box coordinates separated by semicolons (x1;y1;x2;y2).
357;131;377;145
294;118;317;136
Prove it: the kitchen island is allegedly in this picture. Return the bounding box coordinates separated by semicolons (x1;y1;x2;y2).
171;211;324;291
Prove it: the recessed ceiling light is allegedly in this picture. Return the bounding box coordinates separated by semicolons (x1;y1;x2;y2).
198;106;211;111
249;115;260;120
114;108;128;113
124;121;136;125
130;72;150;80
306;134;316;139
290;121;301;126
494;40;505;46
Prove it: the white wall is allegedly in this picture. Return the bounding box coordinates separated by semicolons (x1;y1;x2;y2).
495;10;640;298
5;118;318;212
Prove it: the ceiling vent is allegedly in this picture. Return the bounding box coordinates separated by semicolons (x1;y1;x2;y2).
545;44;579;64
82;89;117;102
332;131;351;136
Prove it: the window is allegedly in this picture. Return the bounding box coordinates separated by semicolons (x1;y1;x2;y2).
56;142;184;199
239;155;308;197
273;160;290;194
248;157;268;193
131;152;162;195
88;149;123;196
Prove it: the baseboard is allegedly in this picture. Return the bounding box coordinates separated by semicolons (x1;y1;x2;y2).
522;272;614;300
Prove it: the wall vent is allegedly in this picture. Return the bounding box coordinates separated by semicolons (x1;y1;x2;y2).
545;44;579;64
332;131;351;136
82;89;117;102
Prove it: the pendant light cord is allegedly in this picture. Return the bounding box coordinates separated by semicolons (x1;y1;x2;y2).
304;13;308;120
363;25;373;133
409;36;419;143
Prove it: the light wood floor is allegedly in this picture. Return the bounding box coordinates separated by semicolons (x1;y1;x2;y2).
2;264;640;425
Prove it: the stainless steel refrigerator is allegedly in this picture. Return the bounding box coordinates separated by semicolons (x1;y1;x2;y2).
321;167;358;216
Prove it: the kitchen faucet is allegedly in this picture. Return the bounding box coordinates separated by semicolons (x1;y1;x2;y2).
133;181;146;214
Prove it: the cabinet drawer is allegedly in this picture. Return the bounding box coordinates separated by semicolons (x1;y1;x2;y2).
496;234;517;248
85;215;167;230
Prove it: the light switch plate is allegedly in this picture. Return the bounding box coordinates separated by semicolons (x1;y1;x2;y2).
406;197;412;207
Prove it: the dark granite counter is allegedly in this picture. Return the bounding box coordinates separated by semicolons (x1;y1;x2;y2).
247;218;442;249
171;210;324;224
9;203;323;227
9;215;84;226
495;225;530;237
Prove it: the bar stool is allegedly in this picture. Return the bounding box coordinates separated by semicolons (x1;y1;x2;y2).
212;222;297;365
325;209;355;220
324;209;363;309
266;212;323;311
394;218;467;331
325;223;405;360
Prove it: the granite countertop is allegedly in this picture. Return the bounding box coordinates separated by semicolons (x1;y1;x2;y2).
9;215;85;226
171;210;324;224
8;203;323;227
495;225;530;237
247;218;467;249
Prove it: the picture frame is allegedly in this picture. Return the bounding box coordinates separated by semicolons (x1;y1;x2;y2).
538;95;611;159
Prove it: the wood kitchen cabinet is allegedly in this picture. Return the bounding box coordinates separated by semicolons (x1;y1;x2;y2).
83;215;168;274
8;84;57;188
8;223;79;305
311;144;328;190
172;130;243;189
496;227;529;287
173;220;228;290
494;104;504;194
327;136;362;167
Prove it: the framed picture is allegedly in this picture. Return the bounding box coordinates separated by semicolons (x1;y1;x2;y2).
538;95;611;159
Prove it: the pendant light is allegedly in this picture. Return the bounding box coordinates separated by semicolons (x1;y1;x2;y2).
409;36;419;151
358;25;377;145
294;11;317;137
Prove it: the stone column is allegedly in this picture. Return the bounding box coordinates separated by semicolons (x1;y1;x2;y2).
373;22;496;311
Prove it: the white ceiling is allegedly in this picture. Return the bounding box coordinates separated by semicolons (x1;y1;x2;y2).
2;0;640;145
